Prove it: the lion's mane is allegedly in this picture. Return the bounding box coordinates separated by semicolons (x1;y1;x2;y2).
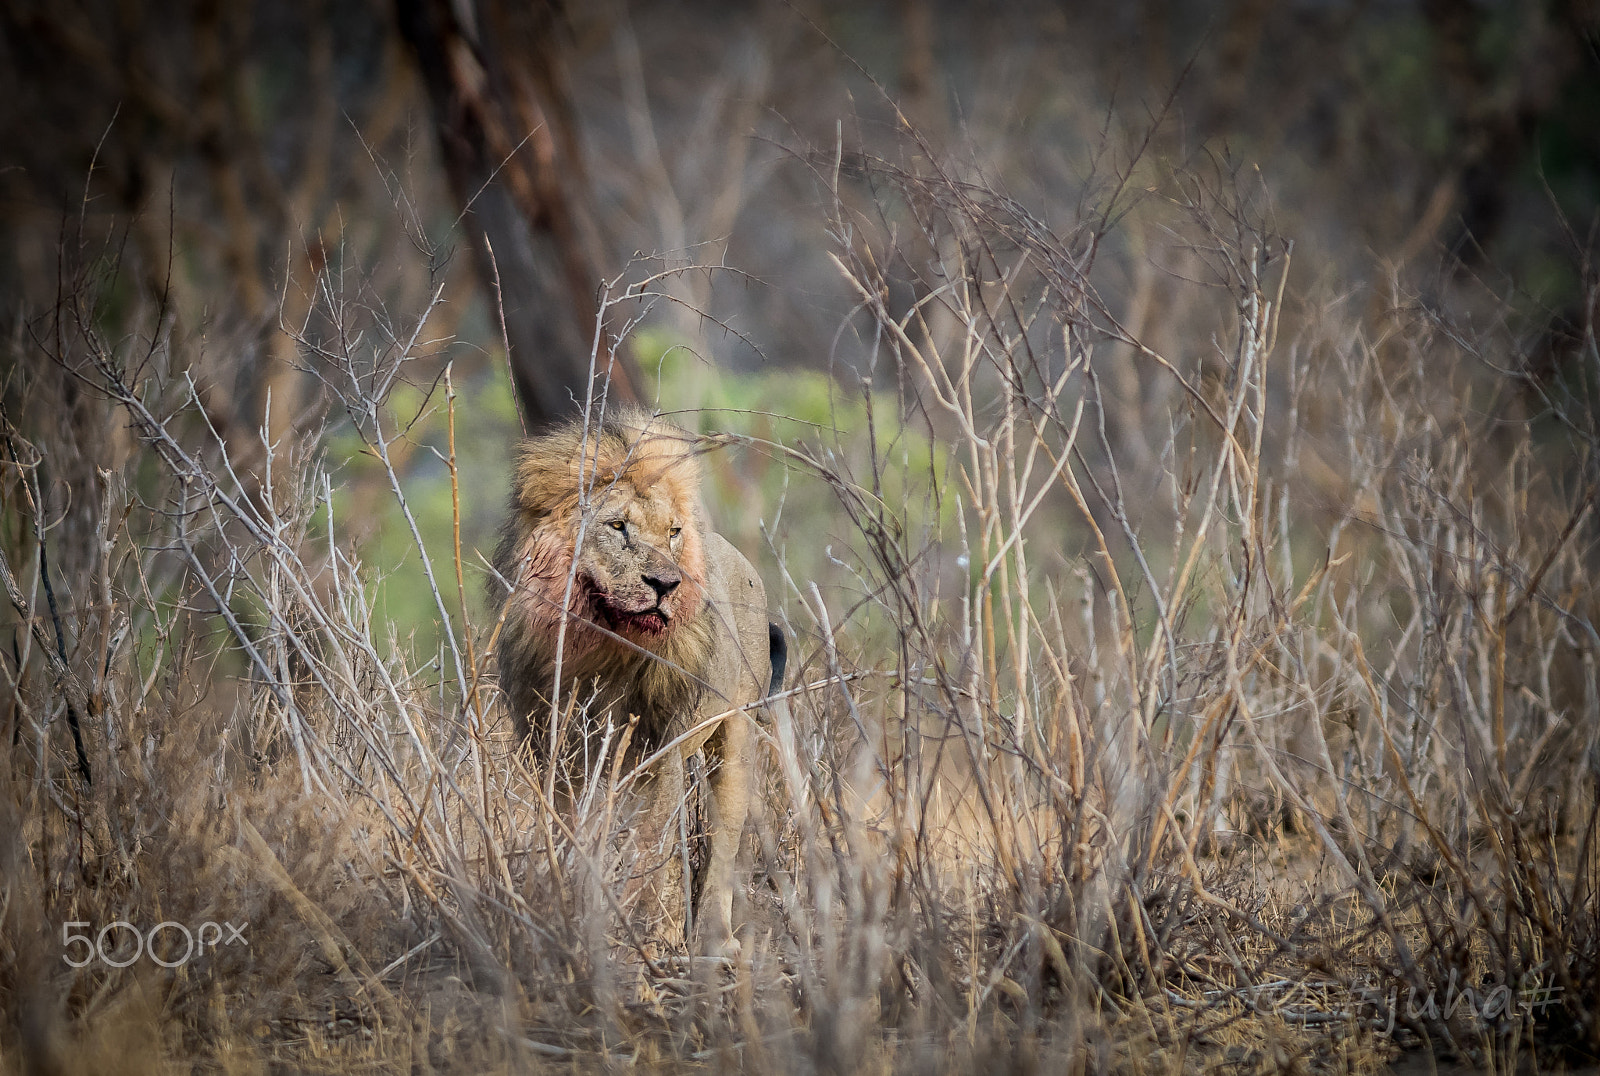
492;408;718;753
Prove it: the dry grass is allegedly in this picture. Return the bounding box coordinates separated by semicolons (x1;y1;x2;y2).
1;144;1597;1075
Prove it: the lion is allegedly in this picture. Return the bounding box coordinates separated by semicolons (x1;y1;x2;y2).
491;406;784;957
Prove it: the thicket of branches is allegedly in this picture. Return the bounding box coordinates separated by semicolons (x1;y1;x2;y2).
4;118;1599;1071
3;3;1600;1073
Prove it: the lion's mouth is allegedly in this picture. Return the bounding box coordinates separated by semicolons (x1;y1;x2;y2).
620;608;668;634
597;600;670;636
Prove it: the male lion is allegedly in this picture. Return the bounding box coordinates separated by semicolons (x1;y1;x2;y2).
492;407;784;957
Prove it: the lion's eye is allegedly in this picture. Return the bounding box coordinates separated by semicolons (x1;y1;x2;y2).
669;527;681;539
608;520;627;533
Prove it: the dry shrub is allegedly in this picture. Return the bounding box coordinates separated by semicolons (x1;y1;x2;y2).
1;135;1597;1075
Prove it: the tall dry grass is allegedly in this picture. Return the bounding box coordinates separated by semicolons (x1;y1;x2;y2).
1;144;1596;1074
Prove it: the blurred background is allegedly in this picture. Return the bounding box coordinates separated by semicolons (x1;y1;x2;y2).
4;0;1596;639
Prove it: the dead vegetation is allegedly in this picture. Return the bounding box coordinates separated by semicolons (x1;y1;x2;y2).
2;137;1598;1075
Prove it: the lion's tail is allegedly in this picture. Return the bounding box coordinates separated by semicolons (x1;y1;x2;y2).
767;622;787;699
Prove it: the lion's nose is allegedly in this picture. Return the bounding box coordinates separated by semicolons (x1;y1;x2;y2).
643;568;681;600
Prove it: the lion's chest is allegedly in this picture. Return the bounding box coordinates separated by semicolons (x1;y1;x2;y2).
556;614;716;752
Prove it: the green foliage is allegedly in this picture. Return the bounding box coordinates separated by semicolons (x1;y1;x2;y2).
633;328;954;619
326;366;516;662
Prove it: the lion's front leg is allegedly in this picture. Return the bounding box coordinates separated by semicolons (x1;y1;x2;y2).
697;711;751;959
632;750;692;951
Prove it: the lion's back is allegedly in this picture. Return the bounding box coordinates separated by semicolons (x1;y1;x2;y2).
698;532;772;716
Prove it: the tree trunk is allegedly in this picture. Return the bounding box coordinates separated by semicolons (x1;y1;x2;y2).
394;0;639;430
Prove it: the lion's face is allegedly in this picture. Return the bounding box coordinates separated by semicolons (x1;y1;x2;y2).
500;412;710;661
575;484;702;643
